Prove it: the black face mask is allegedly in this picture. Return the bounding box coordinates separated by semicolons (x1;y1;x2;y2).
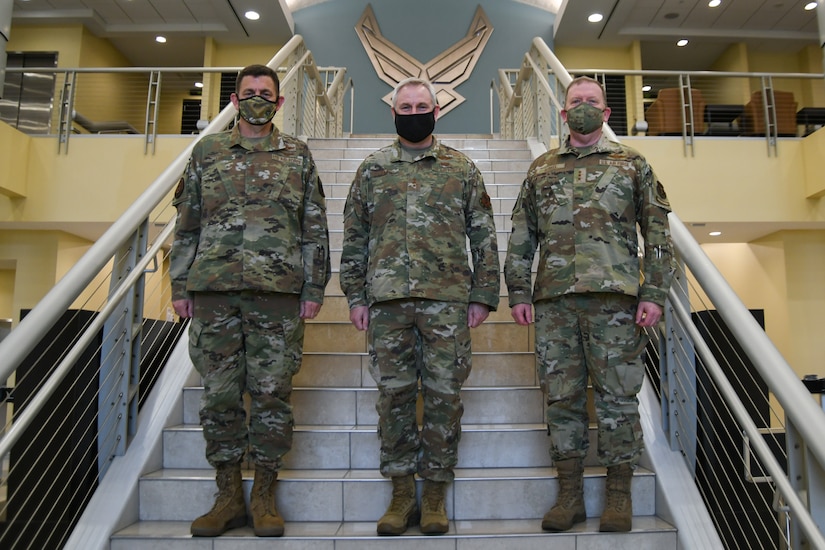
394;111;436;144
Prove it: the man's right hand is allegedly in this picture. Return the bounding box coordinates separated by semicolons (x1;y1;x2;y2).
349;305;369;331
172;298;194;319
510;303;534;326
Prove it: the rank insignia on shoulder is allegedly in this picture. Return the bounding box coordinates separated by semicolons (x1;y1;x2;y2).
174;177;185;199
480;192;492;210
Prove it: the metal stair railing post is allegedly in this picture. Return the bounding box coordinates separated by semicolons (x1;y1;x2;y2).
144;71;161;154
57;71;76;154
662;257;698;472
760;75;779;157
97;221;149;477
678;74;696;157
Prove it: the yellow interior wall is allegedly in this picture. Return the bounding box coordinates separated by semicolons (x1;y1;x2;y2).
0;231;61;323
7;24;83;66
554;44;637;70
7;136;193;223
686;231;825;381
696;241;791;363
623;137;825;224
803;127;825;197
0;122;30;198
775;231;825;376
692;43;751;104
0;270;15;320
798;45;825;106
746;49;820;108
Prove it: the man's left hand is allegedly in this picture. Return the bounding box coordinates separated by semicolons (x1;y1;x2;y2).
300;301;322;320
636;301;663;327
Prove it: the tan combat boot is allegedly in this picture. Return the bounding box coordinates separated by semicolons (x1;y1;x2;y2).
190;463;247;536
377;474;420;535
541;458;586;531
249;468;285;537
599;463;634;532
420;480;449;534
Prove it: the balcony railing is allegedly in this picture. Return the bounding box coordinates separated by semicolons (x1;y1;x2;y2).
2;35;351;155
494;37;825;157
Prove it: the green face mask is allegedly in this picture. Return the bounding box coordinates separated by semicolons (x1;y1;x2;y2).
238;95;278;125
566;103;604;135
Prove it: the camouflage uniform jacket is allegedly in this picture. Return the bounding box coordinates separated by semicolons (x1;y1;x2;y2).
170;124;330;303
505;135;674;307
340;138;500;310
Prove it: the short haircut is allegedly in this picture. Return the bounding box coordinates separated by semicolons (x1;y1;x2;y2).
564;76;607;105
391;77;438;109
235;64;280;96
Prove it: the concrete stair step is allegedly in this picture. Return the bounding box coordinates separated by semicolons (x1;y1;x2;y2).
183;386;546;426
162;423;603;471
112;516;676;549
136;466;657;523
183;387;544;427
293;350;537;388
301;320;533;354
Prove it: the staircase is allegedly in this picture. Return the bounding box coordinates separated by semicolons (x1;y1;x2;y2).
110;136;677;548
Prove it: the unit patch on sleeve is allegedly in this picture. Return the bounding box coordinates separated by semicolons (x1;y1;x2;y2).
480;192;492;210
174;177;185;199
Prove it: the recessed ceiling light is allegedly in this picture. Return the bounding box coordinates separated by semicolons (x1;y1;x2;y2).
708;0;721;7
804;2;817;10
245;10;260;20
677;39;689;47
709;231;722;237
194;82;204;88
155;36;167;44
588;13;604;23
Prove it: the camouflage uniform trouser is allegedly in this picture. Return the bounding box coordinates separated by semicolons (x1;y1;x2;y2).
534;293;648;467
367;299;472;483
189;291;304;471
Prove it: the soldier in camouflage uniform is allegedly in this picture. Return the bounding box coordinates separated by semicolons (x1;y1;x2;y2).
504;76;675;533
339;77;500;536
170;64;330;538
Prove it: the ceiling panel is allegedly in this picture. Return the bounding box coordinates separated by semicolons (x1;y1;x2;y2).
151;0;200;24
82;0;130;24
116;0;163;24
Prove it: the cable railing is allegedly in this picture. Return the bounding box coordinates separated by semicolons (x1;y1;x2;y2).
645;214;825;550
493;37;825;157
0;35;346;549
502;37;825;549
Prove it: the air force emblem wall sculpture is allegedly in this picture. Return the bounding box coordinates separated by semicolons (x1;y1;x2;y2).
355;4;494;117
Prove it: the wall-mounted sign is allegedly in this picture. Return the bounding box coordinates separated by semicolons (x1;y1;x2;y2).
355;4;493;117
